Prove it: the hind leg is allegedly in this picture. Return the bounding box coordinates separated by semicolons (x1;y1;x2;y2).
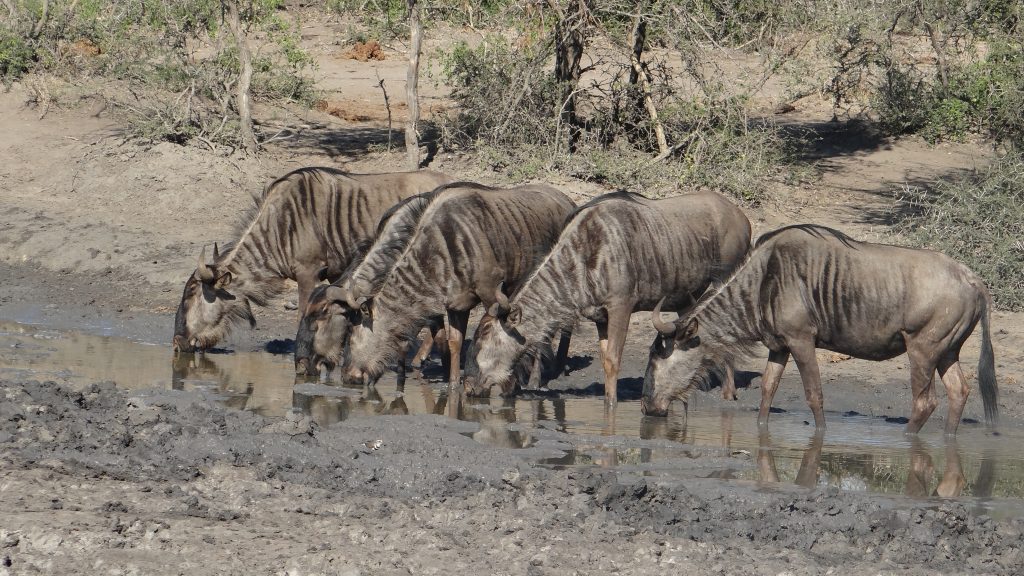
789;341;826;429
937;356;970;435
904;341;940;434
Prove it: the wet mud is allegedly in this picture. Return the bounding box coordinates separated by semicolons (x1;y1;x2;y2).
2;320;1024;574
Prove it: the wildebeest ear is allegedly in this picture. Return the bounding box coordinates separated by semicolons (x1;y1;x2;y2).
507;306;522;327
676;317;698;342
214;271;233;290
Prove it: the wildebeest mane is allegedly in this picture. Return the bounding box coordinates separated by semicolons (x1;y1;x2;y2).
755;224;858;249
225;167;350;262
374;189;437;236
563;190;644;226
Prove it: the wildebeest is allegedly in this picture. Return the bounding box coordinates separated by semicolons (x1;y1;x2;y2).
172;167;452;352
642;224;998;435
342;182;577;385
294;192;447;378
464;191;752;402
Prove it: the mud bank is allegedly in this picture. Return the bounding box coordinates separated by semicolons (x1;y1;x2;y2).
1;379;1021;575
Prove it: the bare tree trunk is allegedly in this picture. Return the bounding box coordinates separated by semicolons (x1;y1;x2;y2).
554;0;587;153
628;7;668;155
225;0;256;154
405;0;423;169
29;0;49;39
916;1;950;92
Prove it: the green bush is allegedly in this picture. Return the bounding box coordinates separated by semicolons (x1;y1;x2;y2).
896;153;1024;310
439;37;560;150
0;26;34;81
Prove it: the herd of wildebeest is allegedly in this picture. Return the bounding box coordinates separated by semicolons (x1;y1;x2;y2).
172;167;998;435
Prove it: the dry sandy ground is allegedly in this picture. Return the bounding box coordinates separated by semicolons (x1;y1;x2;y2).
1;16;1023;575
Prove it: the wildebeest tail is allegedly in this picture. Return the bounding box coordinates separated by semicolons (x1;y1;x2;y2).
977;284;998;426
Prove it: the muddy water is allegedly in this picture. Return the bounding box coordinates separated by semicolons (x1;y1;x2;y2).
2;320;1023;515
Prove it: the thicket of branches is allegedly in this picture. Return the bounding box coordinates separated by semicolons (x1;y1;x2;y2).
425;0;1023;201
1;0;316;150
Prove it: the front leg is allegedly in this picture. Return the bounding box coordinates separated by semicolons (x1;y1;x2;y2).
446;309;471;384
554;327;572;376
758;349;790;427
795;432;824;488
601;304;634;405
722;364;737;400
295;270;318;323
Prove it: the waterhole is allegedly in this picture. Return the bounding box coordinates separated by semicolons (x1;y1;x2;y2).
2;320;1022;517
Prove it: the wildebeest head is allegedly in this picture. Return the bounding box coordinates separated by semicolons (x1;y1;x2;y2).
295;283;359;378
172;245;255;353
641;299;704;417
463;285;530;397
341;283;395;386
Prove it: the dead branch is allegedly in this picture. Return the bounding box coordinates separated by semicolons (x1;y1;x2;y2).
376;71;394;151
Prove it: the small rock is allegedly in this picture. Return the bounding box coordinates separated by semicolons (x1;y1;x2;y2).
0;532;19;548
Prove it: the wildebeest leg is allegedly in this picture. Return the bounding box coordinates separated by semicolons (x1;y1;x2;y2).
795;432;824;488
905;438;933;498
789;342;826;429
596;320;609;364
757;350;790;427
413;320;447;371
937;356;970;435
722;364;737;400
527;354;543;390
411;329;434;370
295;271;317;322
446;309;470;384
555;328;572;376
756;431;780;483
601;305;632;405
905;340;940;434
935;438;965;497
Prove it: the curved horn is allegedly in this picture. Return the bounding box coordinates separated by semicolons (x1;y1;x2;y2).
344;283;363;308
651;297;677;336
324;284;347;306
492;282;511;317
195;246;215;282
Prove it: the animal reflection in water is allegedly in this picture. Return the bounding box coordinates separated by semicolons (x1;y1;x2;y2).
443;393;538;450
292;385;409;428
171;352;254;412
637;409;997;498
755;433;996;498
